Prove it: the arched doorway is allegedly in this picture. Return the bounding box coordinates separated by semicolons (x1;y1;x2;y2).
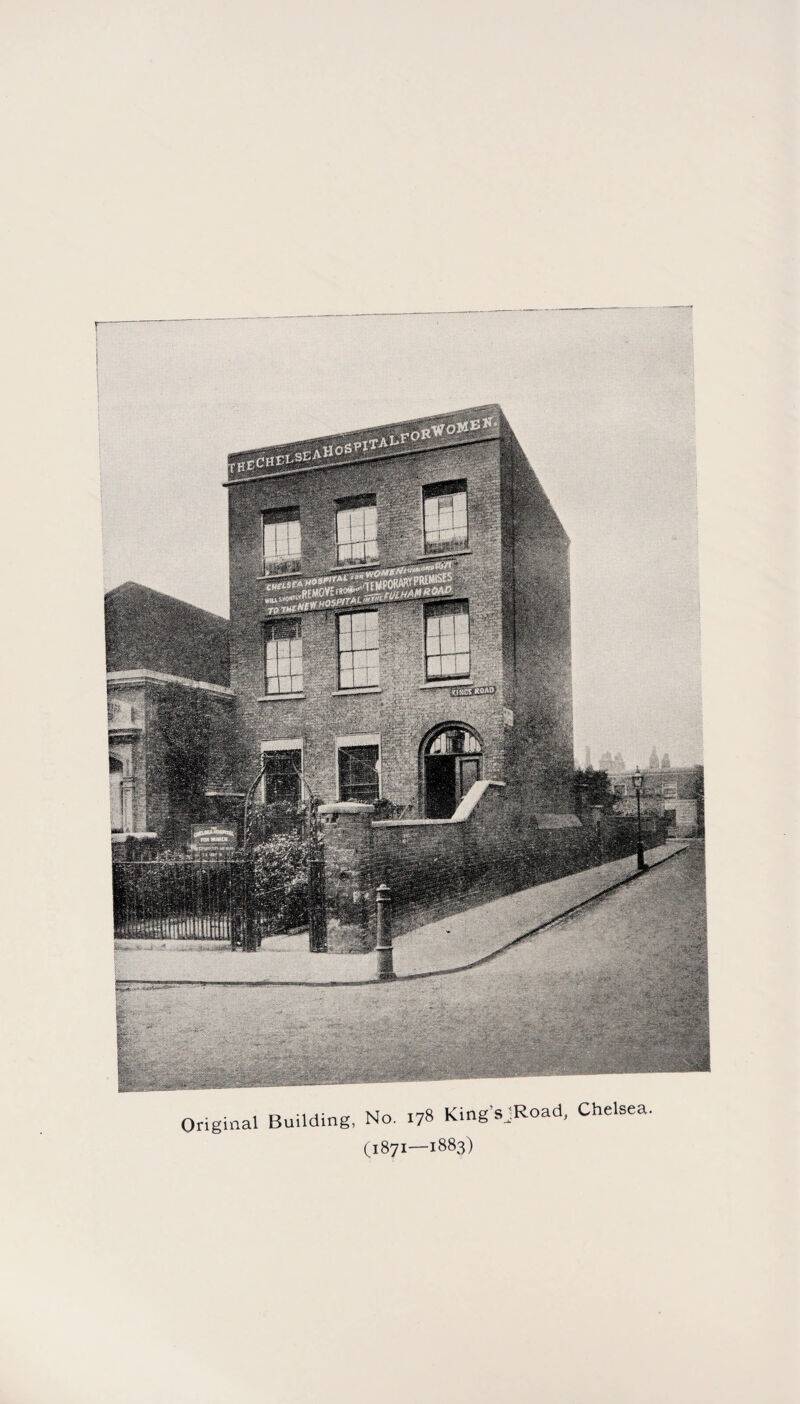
421;724;483;819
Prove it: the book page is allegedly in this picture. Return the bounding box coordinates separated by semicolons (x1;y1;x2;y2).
1;4;795;1401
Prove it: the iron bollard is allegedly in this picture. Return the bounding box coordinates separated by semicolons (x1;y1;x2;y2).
376;884;396;981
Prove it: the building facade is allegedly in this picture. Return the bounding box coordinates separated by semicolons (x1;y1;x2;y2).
226;405;574;825
105;582;237;847
609;765;704;838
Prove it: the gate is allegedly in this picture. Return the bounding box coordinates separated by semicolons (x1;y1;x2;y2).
112;856;260;949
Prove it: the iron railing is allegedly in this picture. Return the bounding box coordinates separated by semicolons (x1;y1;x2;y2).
112;856;263;947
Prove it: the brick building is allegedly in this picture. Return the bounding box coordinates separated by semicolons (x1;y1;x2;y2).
226;404;574;827
609;765;704;838
105;582;237;847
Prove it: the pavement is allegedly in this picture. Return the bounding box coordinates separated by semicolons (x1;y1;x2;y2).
114;841;688;987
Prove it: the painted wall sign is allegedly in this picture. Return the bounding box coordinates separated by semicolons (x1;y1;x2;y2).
450;684;497;698
264;558;455;616
190;823;238;852
227;405;501;482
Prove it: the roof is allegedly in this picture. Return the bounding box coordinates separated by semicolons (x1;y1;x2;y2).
105;581;228;627
104;582;230;686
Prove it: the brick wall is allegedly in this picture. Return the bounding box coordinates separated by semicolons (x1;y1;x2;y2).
369;791;667;937
320;803;377;951
500;414;575;820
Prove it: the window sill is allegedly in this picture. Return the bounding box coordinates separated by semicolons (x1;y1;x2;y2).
257;693;305;702
416;548;472;561
329;561;380;573
333;687;382;696
419;678;472;689
257;569;302;581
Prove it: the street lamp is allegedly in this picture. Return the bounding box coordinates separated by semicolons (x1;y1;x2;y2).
632;766;647;872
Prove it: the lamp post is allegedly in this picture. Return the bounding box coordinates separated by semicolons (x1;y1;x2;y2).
632;765;647;871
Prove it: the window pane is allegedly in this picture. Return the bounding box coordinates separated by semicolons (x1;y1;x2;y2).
423;481;468;553
338;610;379;688
337;497;378;564
263;750;302;806
424;601;470;679
263;510;301;573
338;745;380;803
264;619;303;693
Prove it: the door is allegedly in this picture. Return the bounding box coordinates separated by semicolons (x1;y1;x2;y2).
458;756;481;801
423;726;482;818
425;754;458;818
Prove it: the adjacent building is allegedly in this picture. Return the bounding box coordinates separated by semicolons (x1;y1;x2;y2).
225;404;575;825
609;764;704;838
105;582;236;847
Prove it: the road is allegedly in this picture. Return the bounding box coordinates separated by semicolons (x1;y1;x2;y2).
116;843;709;1091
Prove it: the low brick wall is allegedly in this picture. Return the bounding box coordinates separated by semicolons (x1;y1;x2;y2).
317;786;668;946
372;795;667;936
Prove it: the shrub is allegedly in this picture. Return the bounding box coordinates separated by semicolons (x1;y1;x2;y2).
251;830;309;933
248;801;306;845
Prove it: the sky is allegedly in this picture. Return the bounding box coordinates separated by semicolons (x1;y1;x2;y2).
97;308;702;768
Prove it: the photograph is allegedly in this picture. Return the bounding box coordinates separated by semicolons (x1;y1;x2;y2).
101;307;709;1093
